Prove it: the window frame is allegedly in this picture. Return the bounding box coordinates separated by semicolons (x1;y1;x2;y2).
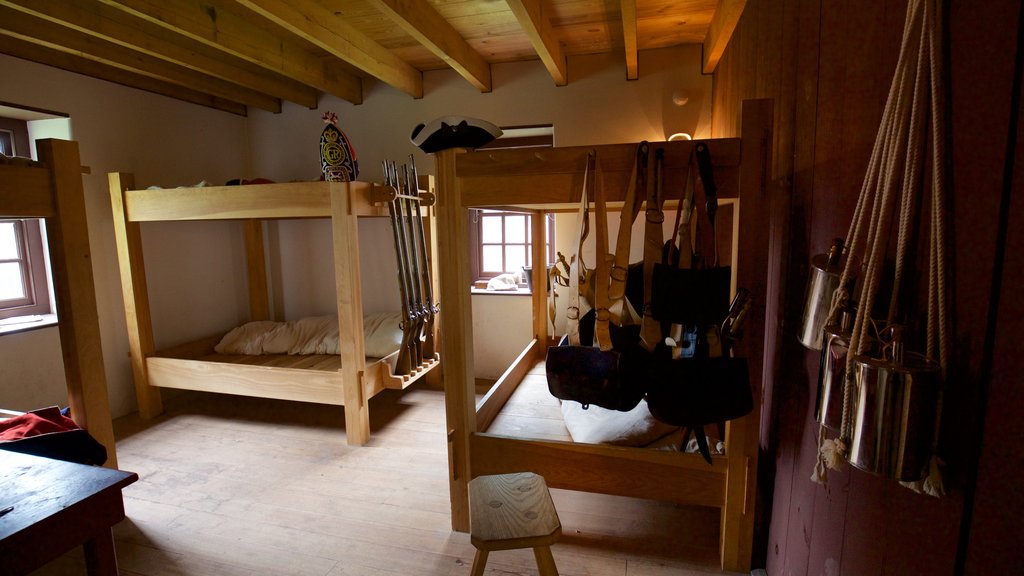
468;209;556;286
0;218;52;320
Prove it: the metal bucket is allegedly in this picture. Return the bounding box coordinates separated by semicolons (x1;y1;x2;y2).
798;240;855;350
815;308;854;431
849;350;940;481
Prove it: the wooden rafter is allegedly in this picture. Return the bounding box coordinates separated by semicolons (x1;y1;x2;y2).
237;0;423;99
102;0;362;105
703;0;747;74
620;0;638;80
0;4;280;112
506;0;568;86
367;0;491;92
4;0;317;109
0;34;247;116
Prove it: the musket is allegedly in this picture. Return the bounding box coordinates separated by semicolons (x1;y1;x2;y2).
384;160;415;375
401;163;426;367
393;160;424;370
409;155;437;358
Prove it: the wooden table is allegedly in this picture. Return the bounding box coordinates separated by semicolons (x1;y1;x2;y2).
0;449;137;575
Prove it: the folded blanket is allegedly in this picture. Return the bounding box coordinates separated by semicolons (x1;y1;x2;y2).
214;312;404;358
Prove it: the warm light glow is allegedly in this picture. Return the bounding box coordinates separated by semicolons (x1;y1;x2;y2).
668;132;692;141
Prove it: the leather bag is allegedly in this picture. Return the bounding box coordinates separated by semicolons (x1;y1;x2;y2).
546;145;648;411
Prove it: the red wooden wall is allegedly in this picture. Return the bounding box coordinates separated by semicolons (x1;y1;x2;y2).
711;0;1023;573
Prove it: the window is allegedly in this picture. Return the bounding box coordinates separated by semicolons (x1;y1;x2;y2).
0;219;51;320
0;106;65;323
468;124;555;289
469;210;556;285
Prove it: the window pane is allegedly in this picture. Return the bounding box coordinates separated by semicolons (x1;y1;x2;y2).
481;245;503;272
481;215;503;243
504;215;526;243
0;222;19;259
0;262;26;300
505;245;527;273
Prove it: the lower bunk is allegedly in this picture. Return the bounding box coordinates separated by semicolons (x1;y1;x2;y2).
471;338;753;565
149;332;439;404
139;312;440;447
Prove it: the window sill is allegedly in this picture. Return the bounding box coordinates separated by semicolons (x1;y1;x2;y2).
470;287;533;296
0;313;58;336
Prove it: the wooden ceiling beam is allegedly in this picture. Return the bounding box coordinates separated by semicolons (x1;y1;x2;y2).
506;0;567;86
0;4;281;113
367;0;491;92
4;0;318;109
620;0;638;80
0;34;247;116
703;0;747;74
237;0;423;99
101;0;361;105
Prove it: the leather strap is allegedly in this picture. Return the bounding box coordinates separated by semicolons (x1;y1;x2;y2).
566;153;594;346
592;153;614;351
608;142;648;306
640;147;668;351
691;142;719;269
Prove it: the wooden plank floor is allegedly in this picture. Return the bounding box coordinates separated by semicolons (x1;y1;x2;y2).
31;386;740;575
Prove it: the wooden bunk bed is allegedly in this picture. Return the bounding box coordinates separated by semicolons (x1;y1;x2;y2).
107;175;440;446
0;139;118;467
434;99;774;572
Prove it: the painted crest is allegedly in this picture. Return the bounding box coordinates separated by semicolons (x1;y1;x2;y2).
320;111;358;182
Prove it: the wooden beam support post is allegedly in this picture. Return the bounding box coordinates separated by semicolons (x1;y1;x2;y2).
719;98;773;573
331;183;371;446
435;148;476;532
108;171;163;421
39;139;117;467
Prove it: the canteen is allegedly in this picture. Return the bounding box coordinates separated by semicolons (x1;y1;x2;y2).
798;239;856;350
848;328;940;481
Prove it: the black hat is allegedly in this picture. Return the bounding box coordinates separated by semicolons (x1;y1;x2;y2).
410;116;503;153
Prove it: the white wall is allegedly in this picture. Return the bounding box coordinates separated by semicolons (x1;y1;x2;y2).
0;54;249;416
0;43;712;410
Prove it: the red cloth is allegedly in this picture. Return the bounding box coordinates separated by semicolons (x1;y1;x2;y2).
0;406;81;442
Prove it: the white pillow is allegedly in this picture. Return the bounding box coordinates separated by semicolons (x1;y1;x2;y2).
214;321;280;354
362;311;404;358
560;400;679;447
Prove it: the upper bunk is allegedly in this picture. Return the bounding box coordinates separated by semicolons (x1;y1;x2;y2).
0;139;118;467
110;178;404;222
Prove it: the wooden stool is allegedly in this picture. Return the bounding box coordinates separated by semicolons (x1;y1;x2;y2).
468;472;561;576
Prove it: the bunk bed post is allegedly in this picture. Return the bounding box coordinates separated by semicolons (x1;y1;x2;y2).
244;219;270;321
434;147;476;532
719;98;774;573
529;211;549;342
38;139;118;467
330;183;371;446
108;172;163;420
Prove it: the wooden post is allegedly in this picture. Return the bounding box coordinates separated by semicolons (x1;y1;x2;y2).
530;211;549;341
39;139;118;467
244;219;270;321
719;98;773;572
108;172;163;421
331;183;370;446
434;148;476;532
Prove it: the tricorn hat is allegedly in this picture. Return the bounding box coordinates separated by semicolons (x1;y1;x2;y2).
410;116;503;153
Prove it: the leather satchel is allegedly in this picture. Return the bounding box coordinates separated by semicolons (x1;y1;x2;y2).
546;145;648;412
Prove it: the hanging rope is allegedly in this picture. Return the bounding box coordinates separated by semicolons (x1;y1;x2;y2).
813;0;950;490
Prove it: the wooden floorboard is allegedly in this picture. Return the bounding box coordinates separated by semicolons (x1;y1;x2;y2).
30;386;740;575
